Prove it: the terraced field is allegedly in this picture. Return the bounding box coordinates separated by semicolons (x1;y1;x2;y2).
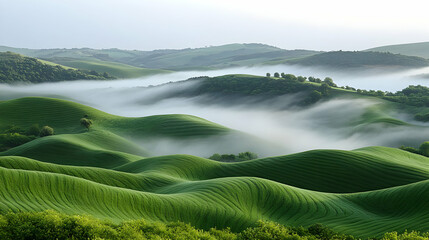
2;97;429;238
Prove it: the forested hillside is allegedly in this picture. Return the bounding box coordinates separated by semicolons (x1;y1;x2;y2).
0;52;114;83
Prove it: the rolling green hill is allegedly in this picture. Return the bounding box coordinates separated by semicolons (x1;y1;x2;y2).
367;41;429;59
0;97;229;138
1;146;429;237
44;58;172;78
282;51;429;69
122;43;319;70
0;44;320;71
0;52;114;83
3;96;429;238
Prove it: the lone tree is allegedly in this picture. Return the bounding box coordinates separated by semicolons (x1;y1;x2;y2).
39;126;54;137
274;72;280;78
266;73;271;77
80;118;93;131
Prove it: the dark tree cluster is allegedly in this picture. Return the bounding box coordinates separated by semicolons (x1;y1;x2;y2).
195;74;335;105
0;124;54;151
354;85;429;121
0;52;114;83
209;151;259;162
400;141;429;157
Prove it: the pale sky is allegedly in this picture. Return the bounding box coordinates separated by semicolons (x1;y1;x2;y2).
1;0;429;51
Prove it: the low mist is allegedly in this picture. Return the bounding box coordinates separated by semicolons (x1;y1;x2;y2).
2;64;429;157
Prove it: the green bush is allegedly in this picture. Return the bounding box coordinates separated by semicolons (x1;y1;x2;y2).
39;126;54;137
1;210;425;240
26;124;40;136
0;133;35;150
239;221;296;240
419;142;429;156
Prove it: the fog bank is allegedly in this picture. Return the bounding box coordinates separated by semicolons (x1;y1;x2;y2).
2;65;429;157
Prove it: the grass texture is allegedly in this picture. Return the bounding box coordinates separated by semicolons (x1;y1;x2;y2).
2;97;429;237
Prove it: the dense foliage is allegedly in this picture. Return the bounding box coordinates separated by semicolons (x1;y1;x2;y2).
0;211;357;240
1;210;428;240
355;85;429;121
0;124;53;151
0;52;114;83
189;74;333;105
209;151;258;162
382;85;429;107
400;141;429;157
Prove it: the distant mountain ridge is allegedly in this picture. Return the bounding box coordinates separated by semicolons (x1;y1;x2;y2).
2;43;429;74
284;51;429;69
0;44;320;71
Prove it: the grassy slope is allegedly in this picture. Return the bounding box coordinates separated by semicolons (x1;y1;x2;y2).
278;51;429;68
367;41;429;59
129;43;319;70
0;44;320;70
43;58;172;78
0;130;148;168
3;96;429;237
0;97;229;137
1;146;429;237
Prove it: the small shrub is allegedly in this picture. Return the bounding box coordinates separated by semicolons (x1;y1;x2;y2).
419;142;429;156
80;118;93;131
26;124;40;136
39;126;54;137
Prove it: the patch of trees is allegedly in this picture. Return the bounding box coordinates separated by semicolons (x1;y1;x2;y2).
0;124;54;151
400;141;429;157
355;85;429;121
0;210;359;240
209;151;258;162
0;52;115;84
195;74;337;105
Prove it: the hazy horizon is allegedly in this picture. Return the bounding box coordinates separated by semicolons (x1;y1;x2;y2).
1;0;429;51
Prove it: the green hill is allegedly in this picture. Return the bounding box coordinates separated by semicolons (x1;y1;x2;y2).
283;51;429;69
40;58;172;78
0;97;229;138
367;41;429;59
0;130;148;168
0;44;320;71
3;97;429;237
123;43;319;70
1;146;429;237
0;52;114;83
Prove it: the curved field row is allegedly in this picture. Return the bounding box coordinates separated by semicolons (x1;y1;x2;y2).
0;159;429;238
2;97;429;237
